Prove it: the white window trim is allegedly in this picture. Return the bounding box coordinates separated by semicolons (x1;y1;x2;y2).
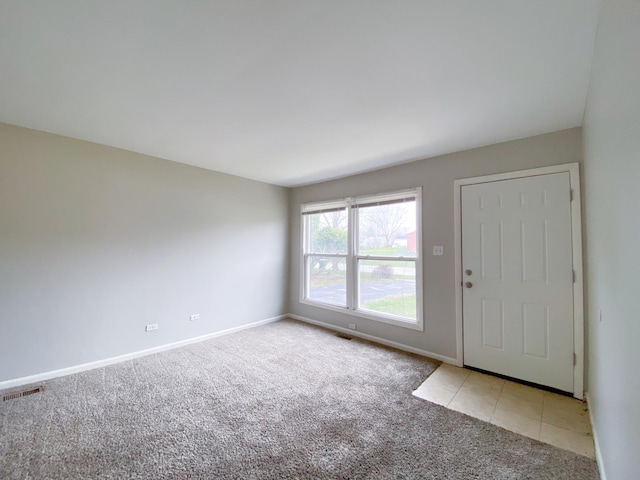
300;188;423;331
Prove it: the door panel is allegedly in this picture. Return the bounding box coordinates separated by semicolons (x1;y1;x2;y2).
462;172;574;392
481;298;503;349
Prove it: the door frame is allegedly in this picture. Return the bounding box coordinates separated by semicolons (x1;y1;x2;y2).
453;163;584;399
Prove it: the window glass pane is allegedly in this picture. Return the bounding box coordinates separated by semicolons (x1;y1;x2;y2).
307;256;347;306
358;260;416;319
357;200;417;257
306;210;348;254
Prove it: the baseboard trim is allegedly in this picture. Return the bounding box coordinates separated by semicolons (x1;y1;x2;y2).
287;313;458;365
585;392;607;480
0;314;287;390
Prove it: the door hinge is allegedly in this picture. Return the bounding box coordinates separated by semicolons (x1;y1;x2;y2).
573;353;577;366
570;189;574;202
573;269;576;283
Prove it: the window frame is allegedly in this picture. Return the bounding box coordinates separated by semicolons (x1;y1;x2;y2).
300;188;423;331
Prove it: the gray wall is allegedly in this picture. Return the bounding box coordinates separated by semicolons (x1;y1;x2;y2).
582;0;640;477
289;128;583;360
0;123;289;383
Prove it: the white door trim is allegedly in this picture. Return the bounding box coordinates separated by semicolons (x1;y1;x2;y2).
454;163;584;399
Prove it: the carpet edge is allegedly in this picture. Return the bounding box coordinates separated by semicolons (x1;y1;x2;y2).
288;313;458;364
0;314;288;390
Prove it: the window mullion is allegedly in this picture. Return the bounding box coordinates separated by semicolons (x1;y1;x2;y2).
347;202;357;311
302;254;309;299
302;215;308;301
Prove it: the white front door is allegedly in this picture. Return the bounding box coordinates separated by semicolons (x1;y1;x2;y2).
461;172;574;392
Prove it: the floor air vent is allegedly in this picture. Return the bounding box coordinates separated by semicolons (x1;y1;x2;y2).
336;333;353;340
2;386;44;402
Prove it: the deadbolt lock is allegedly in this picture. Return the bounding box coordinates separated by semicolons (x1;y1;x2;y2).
465;269;472;276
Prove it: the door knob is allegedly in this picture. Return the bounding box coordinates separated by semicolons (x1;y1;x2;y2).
465;269;472;276
465;282;473;288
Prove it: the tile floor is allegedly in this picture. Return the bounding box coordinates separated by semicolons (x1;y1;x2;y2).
413;364;594;458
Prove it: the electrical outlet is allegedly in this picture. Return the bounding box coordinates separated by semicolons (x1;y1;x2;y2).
145;323;158;332
190;314;200;321
433;246;444;256
348;323;356;330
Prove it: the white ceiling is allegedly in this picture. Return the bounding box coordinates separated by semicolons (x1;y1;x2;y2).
0;1;599;187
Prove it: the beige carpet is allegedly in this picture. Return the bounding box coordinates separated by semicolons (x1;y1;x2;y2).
0;319;598;479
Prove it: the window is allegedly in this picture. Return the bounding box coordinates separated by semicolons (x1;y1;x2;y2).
303;202;349;307
301;189;422;330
